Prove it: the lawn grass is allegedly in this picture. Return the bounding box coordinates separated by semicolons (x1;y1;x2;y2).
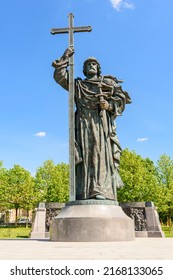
0;227;31;238
164;231;173;238
162;226;173;238
0;226;172;239
163;229;173;238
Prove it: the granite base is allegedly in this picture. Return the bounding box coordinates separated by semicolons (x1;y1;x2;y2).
50;200;135;242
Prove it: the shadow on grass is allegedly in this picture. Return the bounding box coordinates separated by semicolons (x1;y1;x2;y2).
17;236;29;238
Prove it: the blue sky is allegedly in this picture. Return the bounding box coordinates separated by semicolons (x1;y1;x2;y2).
0;0;173;174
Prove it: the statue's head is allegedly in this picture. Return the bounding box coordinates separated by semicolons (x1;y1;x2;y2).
83;57;101;78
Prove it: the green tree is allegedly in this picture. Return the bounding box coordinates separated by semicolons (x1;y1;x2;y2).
156;154;173;225
118;149;162;207
35;160;69;203
0;161;9;211
7;164;35;226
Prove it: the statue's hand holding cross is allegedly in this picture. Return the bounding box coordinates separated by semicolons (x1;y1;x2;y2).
52;47;75;68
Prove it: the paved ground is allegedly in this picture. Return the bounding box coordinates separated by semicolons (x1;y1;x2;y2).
0;238;173;259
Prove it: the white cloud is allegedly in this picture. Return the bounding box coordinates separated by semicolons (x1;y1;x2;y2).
110;0;134;11
35;131;46;137
137;137;149;142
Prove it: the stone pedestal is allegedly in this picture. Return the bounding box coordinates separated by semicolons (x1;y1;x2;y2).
121;202;165;238
50;200;135;242
145;202;165;237
30;203;48;239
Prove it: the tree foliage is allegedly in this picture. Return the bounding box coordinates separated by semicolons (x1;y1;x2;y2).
118;149;162;207
35;160;69;203
155;154;173;225
0;161;9;211
6;165;35;225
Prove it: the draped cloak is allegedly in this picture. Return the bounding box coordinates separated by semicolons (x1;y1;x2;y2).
54;58;131;200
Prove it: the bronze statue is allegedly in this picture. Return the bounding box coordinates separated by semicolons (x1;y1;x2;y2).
52;47;131;201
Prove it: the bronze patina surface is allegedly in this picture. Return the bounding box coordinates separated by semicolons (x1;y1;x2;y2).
51;14;131;202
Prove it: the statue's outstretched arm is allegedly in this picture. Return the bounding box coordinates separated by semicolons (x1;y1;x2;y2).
52;47;75;91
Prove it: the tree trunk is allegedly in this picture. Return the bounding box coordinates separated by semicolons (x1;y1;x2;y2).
15;208;18;227
26;209;29;228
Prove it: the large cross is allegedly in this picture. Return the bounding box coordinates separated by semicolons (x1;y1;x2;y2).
51;13;92;201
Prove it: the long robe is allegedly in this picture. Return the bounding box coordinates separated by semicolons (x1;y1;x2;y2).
54;58;131;200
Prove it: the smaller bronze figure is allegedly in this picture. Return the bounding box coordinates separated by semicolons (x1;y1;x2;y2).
52;47;131;201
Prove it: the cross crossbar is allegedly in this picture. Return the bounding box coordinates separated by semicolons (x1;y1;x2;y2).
51;26;92;35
